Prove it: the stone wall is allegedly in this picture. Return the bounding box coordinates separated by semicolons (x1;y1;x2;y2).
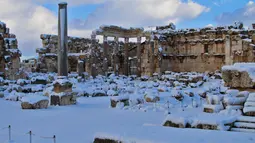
140;23;255;76
36;34;92;73
0;21;22;80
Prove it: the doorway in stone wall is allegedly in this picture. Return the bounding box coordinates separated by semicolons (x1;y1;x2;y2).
204;44;209;53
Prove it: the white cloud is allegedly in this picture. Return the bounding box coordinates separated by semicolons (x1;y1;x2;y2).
0;0;57;58
215;1;255;28
205;24;214;27
0;0;93;58
0;0;209;58
247;1;254;6
73;0;209;30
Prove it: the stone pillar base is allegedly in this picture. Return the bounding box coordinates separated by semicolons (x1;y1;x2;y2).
50;92;76;106
50;76;76;106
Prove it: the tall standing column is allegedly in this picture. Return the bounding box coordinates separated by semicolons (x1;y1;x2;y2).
146;36;154;76
103;35;108;76
114;37;119;75
124;37;129;76
91;34;97;78
58;2;68;76
136;37;142;77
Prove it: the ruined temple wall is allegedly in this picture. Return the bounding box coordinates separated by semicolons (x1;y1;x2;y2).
232;39;255;63
162;55;225;72
0;21;22;79
152;29;227;73
37;34;92;73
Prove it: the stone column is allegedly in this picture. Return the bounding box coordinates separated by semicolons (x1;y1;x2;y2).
58;2;68;76
91;34;97;78
136;37;142;77
103;35;108;76
114;37;119;75
147;36;154;76
225;35;232;65
124;37;129;76
77;60;84;76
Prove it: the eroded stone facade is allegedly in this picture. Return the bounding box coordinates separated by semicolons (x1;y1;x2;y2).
0;21;22;80
36;34;92;74
141;23;255;76
36;23;255;77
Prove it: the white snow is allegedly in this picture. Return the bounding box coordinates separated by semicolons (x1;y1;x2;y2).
1;72;255;143
222;63;255;82
20;94;48;104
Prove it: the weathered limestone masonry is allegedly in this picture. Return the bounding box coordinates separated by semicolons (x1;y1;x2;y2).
93;25;150;76
36;34;92;74
148;23;255;75
37;22;255;77
0;21;22;80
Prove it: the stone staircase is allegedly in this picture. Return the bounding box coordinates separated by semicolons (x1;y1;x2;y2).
230;116;255;133
243;93;255;116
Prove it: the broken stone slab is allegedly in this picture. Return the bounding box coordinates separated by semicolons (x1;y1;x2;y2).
145;95;160;103
93;138;122;143
20;95;49;109
222;63;255;88
53;77;73;93
203;104;224;113
110;95;129;108
0;92;4;98
50;92;76;106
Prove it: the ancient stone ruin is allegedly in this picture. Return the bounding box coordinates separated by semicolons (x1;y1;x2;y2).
32;22;255;81
0;21;22;80
36;34;91;75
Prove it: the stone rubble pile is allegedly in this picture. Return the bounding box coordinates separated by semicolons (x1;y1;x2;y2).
0;21;22;80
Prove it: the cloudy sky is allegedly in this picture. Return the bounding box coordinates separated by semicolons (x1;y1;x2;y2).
0;0;254;59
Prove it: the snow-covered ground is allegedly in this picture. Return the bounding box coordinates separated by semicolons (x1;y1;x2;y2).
0;72;255;143
0;97;254;143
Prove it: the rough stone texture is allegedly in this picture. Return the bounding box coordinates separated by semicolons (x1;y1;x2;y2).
53;83;72;93
36;23;255;77
110;99;129;108
0;21;22;80
36;34;90;73
0;92;4;98
203;108;215;113
163;120;189;128
93;138;122;143
145;96;160;103
141;23;255;75
222;70;254;88
21;100;49;109
50;92;76;106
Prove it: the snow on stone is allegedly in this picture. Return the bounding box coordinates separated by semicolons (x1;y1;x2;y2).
203;104;224;113
243;107;255;113
222;63;255;82
53;77;70;85
20;93;48;104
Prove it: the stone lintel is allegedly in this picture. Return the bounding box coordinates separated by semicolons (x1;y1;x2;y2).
94;25;150;38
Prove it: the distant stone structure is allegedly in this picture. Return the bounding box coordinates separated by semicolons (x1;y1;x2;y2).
92;25;150;76
36;22;255;77
21;58;37;72
36;34;91;74
0;21;22;80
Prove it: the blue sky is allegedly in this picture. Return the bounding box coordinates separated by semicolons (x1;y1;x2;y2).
42;0;255;29
1;0;255;58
